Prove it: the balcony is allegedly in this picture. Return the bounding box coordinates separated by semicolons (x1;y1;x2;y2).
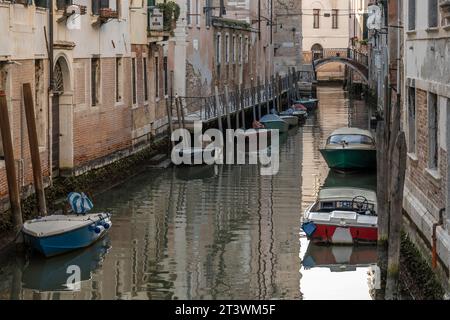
56;3;87;24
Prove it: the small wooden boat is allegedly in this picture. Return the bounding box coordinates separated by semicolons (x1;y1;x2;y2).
320;127;376;170
279;115;298;127
22;213;112;257
259;114;289;133
292;98;319;111
302;187;378;245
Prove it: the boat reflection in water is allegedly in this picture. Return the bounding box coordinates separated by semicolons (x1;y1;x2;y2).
21;237;111;292
302;243;378;272
175;164;219;181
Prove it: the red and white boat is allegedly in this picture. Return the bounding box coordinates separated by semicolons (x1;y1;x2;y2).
302;187;378;244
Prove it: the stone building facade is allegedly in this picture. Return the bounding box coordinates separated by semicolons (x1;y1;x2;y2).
402;0;450;285
173;0;274;101
273;0;302;76
0;3;51;212
0;1;170;213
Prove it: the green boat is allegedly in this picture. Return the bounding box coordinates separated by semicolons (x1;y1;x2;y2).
260;114;289;133
320;127;377;170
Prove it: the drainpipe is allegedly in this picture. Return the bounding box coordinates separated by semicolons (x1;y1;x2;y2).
432;208;445;269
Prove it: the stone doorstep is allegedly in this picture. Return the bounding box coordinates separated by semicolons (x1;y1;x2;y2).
404;189;450;270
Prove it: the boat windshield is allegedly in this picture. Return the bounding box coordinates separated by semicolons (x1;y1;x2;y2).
328;134;374;145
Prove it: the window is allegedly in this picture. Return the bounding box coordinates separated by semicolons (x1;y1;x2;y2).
428;0;439;28
313;9;320;29
407;87;416;154
187;0;191;25
332;9;338;29
408;0;416;30
225;34;230;64
155;56;159;98
143;58;148;102
131;58;137;105
428;92;438;170
239;36;243;64
36;0;51;8
163;56;168;96
245;37;249;63
232;35;236;63
216;33;222;75
91;58;100;106
92;0;110;15
196;0;200;26
0;66;7;159
56;0;72;10
115;57;123;103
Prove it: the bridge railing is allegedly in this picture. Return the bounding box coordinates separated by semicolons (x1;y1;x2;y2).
347;48;369;67
311;47;369;67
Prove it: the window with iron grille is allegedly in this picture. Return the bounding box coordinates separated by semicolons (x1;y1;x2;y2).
428;0;438;28
332;9;338;29
313;9;320;29
35;0;50;8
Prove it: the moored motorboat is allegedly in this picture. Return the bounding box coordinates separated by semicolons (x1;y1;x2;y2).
281;107;307;121
292;98;319;111
22;213;112;257
302;187;378;245
320;127;377;170
259;114;289;133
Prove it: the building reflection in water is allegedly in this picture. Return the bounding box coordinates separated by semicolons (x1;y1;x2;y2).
0;84;380;300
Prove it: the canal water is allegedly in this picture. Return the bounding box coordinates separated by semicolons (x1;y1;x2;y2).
0;84;379;300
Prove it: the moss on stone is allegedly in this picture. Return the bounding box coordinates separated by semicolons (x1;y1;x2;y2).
399;233;445;299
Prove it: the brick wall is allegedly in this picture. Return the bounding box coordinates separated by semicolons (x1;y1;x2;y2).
72;58;132;168
406;88;447;213
0;59;51;209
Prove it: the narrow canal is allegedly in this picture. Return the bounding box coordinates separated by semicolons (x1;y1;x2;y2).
0;83;379;300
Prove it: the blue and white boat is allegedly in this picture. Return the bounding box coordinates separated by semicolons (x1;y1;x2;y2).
22;213;112;257
22;192;112;257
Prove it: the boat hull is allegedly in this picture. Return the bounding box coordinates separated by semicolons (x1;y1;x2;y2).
279;115;299;127
320;148;376;170
304;223;378;245
23;214;111;257
260;120;289;133
293;99;318;111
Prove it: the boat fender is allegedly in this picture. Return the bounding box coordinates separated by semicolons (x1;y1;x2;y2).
302;222;317;238
94;225;105;234
88;223;97;231
102;222;111;230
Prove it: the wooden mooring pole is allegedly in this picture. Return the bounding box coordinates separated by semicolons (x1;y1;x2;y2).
224;85;232;129
23;83;47;216
257;76;262;119
385;131;407;300
214;86;223;132
165;97;175;149
0;91;23;234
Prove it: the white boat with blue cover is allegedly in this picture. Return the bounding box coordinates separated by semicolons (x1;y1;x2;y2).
22;192;112;257
22;213;112;257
